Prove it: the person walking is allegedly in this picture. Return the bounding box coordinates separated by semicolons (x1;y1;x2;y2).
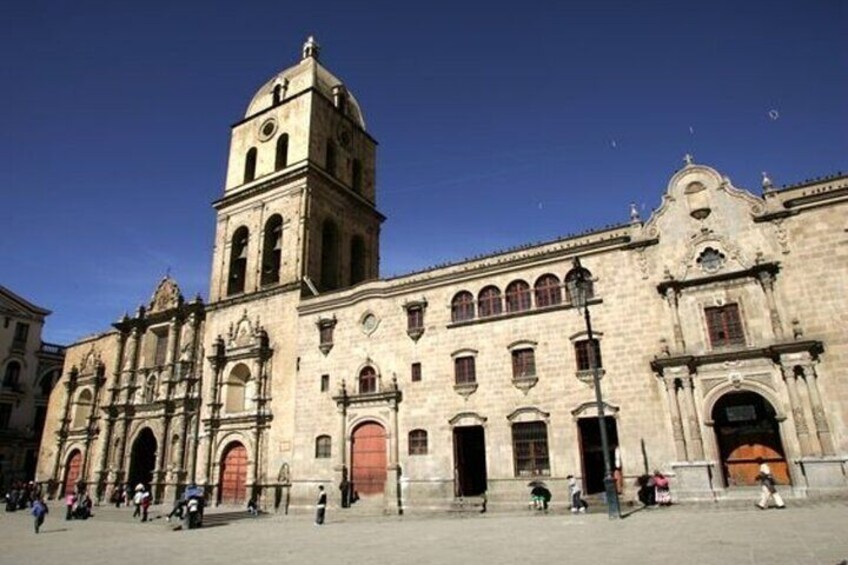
567;475;586;514
64;492;76;521
140;488;151;522
756;459;785;510
315;485;327;525
132;484;143;518
32;497;48;533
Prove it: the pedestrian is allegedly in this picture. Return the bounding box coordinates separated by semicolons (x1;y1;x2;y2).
653;471;671;506
339;472;350;508
32;496;48;533
141;488;151;522
315;485;327;525
65;491;76;520
567;475;586;514
756;458;785;510
132;484;143;518
247;496;258;516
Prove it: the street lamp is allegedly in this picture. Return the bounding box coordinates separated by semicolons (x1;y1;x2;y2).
567;257;621;519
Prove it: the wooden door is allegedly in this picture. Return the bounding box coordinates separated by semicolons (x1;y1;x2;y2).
219;443;248;504
723;436;790;486
64;450;82;495
351;422;386;496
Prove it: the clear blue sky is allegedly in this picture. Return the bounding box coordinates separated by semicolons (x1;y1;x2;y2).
1;0;845;344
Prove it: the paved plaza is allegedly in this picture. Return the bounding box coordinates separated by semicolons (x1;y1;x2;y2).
2;500;847;565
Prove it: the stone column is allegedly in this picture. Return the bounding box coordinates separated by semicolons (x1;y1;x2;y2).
162;316;180;394
96;334;127;501
662;377;688;461
680;376;704;460
800;364;835;456
781;365;814;457
121;327;141;404
757;270;785;340
386;377;402;514
664;288;686;352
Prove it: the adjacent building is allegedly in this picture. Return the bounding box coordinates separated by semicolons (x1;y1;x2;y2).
0;286;65;487
37;38;848;512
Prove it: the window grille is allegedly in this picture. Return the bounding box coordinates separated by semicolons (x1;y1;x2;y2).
454;356;476;385
409;429;428;455
705;304;745;347
512;348;536;378
512;421;550;476
575;339;602;371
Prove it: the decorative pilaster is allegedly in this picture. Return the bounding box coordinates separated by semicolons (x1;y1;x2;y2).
781;365;814;457
664;287;686;352
799;364;835;456
757;270;785;340
680;376;704;460
663;377;687;460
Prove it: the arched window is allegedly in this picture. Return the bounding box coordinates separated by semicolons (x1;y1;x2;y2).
225;364;251;413
315;435;332;458
275;134;289;171
261;215;283;286
534;274;562;308
227;226;249;296
39;370;59;397
73;389;93;428
2;361;21;388
244;147;257;183
272;83;282;105
451;291;475;322
505;280;532;313
359;366;377;394
143;375;157;403
409;429;428;455
478;286;502;318
350;235;366;285
320;220;339;291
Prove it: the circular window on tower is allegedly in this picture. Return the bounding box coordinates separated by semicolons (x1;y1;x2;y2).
258;118;277;142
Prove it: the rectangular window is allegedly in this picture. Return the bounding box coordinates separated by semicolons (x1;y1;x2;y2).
705;304;745;347
512;349;536;378
12;322;28;349
575;339;602;371
315;436;332;458
512;421;550;477
319;324;334;345
320;374;330;392
411;362;422;382
407;307;424;331
0;403;11;429
154;330;169;366
454;356;476;385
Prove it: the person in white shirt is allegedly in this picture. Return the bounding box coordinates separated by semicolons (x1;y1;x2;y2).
756;459;786;510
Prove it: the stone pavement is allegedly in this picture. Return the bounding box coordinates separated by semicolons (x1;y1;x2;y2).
2;500;847;565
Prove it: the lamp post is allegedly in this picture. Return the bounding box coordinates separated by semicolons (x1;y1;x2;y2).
567;257;621;519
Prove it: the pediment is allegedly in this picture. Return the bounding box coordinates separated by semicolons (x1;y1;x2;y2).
148;277;183;314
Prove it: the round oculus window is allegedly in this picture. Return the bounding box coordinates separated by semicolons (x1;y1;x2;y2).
259;119;277;141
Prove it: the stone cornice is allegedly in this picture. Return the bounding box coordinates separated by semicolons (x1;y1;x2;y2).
650;339;824;374
656;262;779;295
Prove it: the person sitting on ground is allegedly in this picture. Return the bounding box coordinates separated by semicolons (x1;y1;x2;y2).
247;496;258;516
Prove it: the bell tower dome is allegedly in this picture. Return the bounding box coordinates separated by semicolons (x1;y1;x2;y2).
208;37;383;304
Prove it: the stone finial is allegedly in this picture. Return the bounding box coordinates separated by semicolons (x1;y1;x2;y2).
302;36;321;60
629;202;641;224
792;318;804;340
683;153;694;167
761;171;774;193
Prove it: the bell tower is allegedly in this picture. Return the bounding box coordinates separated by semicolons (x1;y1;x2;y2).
208;36;383;304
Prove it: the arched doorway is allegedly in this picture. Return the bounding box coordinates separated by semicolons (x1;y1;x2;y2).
219;442;248;505
712;391;790;487
129;428;157;489
351;422;387;497
63;450;82;495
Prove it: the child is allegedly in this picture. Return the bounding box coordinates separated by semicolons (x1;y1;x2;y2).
32;497;48;533
568;475;586;514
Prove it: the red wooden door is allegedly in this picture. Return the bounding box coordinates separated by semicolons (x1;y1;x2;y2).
219;443;248;504
351;422;386;496
725;438;790;486
64;450;82;494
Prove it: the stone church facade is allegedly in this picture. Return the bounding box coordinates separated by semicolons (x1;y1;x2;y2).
37;38;848;512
